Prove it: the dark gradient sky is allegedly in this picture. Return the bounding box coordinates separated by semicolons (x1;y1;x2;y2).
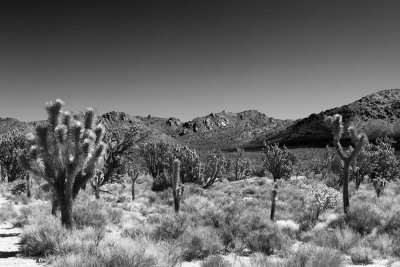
1;1;400;122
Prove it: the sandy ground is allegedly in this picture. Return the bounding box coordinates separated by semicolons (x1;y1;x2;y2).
0;192;399;267
0;222;43;267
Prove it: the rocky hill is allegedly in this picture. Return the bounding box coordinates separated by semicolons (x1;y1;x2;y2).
1;89;400;150
170;110;292;150
262;89;400;148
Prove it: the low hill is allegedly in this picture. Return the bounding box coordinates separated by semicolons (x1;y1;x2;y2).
263;89;400;148
2;89;400;150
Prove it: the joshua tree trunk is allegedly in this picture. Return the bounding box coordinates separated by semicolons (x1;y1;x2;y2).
173;190;181;213
130;172;139;200
51;191;59;216
343;161;350;214
172;160;183;213
56;187;73;229
94;186;100;199
26;173;31;198
270;180;278;220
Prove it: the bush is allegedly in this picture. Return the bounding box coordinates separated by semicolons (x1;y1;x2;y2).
152;213;188;241
52;237;182;267
106;207;124;225
245;229;285;255
73;199;108;229
349;245;374;264
13;202;51;227
20;215;66;256
201;255;230;267
346;203;382;234
383;210;400;234
0;203;18;223
285;245;343;267
181;226;223;261
308;227;361;253
10;182;26;195
276;220;299;238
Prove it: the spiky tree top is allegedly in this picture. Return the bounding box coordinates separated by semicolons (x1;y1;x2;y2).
19;99;106;195
263;142;296;181
0;129;26;181
324;114;368;163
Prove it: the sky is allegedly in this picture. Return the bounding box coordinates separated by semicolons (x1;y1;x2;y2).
1;0;400;122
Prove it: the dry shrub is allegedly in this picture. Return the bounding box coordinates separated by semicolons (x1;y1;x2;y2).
181;226;223;261
201;255;230;267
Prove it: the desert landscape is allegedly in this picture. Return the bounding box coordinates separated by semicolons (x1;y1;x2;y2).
0;89;400;267
2;1;400;266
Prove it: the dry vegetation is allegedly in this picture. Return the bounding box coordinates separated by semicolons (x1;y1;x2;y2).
1;100;400;267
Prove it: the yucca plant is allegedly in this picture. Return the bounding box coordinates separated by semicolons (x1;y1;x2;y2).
324;114;367;213
263;142;296;220
18;99;106;228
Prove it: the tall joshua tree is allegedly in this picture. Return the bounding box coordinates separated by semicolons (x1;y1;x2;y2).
324;114;367;214
172;159;183;213
263;142;296;220
19;99;106;228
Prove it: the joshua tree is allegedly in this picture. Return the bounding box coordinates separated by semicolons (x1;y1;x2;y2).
263;142;296;220
172;159;183;213
91;170;104;199
225;148;253;181
0;130;27;182
101;124;147;187
25;172;31;198
139;140;172;191
201;148;226;189
19;99;106;228
127;166;140;200
324;114;368;214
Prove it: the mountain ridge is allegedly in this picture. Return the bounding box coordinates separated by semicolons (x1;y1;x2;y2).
1;88;400;150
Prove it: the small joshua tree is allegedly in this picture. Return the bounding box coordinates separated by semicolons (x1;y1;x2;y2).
0;130;27;182
369;138;399;197
201;148;226;189
172;159;183;213
18;99;106;228
101;124;147;187
127;165;140;200
226;148;253;181
139;140;172;191
91;170;104;199
351;143;378;189
170;144;200;183
263;142;296;220
299;181;342;220
324;114;368;214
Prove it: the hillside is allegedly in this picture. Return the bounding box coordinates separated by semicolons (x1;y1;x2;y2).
1;89;400;150
263;89;400;147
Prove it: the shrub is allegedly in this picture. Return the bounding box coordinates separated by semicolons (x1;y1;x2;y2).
298;181;341;218
285;245;343;267
308;227;361;253
346;203;382;234
52;237;182;267
181;226;223;261
276;220;299;238
106;207;124;225
218;206;273;250
245;229;285;255
13;202;51;227
0;203;18;223
20;215;66;256
201;255;230;267
152;213;188;241
73;199;108;229
383;210;400;234
349;245;374;264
